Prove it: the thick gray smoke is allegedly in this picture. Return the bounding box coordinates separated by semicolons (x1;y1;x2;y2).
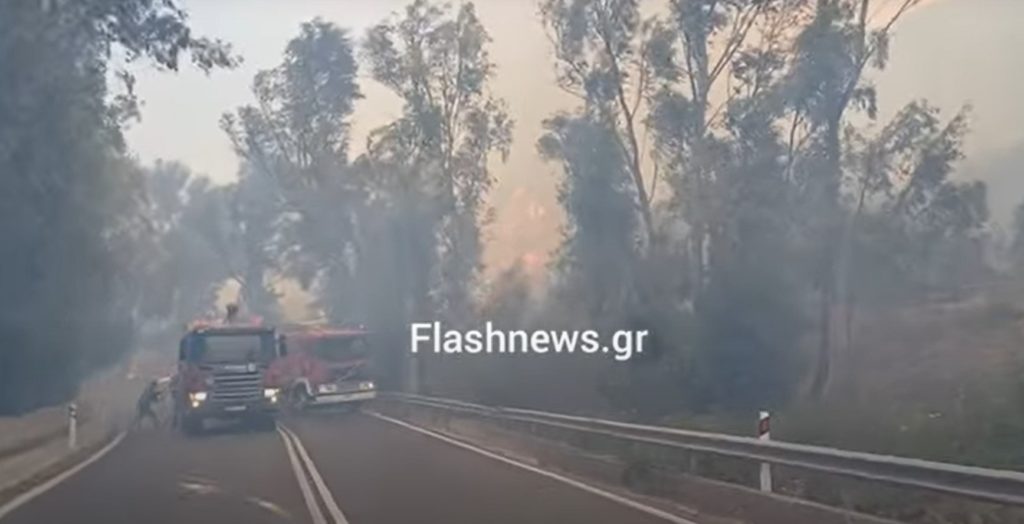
0;0;1014;453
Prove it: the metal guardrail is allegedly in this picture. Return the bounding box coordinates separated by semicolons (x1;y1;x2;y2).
383;392;1024;506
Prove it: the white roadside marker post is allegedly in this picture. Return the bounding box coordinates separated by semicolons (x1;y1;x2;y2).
758;410;772;493
68;403;78;450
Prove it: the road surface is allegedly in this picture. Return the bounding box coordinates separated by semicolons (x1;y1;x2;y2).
0;410;687;524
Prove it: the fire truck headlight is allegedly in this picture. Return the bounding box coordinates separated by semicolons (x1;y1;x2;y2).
189;391;208;408
359;381;375;391
263;388;280;402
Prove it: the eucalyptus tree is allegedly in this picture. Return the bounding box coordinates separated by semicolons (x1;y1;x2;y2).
364;0;513;322
222;18;362;322
0;0;234;412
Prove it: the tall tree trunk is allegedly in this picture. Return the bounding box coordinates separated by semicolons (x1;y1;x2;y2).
603;36;655;250
809;118;842;399
840;178;870;359
810;275;835;398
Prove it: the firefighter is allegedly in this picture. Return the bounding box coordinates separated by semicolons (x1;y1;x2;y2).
225;303;239;324
134;379;162;430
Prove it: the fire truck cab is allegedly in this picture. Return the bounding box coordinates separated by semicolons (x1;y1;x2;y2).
279;326;376;410
173;322;286;434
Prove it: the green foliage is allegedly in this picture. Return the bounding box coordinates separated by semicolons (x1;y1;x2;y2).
364;0;512;322
541;0;664;246
689;249;806;411
539;114;640;318
538;0;813;412
222;18;363;322
527;0;997;416
1;0;1004;430
844;102;987;302
0;0;233;413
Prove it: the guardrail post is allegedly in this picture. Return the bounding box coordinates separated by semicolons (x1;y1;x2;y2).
68;402;78;450
758;410;772;493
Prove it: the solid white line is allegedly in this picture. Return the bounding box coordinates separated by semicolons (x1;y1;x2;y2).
0;432;126;521
277;427;327;524
367;411;698;524
280;425;349;524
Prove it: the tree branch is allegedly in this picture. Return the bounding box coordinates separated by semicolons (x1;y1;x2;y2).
707;2;762;87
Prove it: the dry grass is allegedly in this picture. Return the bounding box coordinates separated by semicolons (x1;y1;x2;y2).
781;297;1024;467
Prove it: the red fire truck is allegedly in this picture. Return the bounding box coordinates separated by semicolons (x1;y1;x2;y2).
278;324;376;410
172;318;287;434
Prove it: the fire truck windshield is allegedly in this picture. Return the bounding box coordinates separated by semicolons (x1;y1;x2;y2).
313;337;367;362
190;333;275;363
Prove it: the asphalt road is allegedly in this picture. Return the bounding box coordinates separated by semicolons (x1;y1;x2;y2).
0;410;685;524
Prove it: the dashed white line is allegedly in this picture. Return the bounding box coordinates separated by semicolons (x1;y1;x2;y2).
367;411;698;524
0;432;126;521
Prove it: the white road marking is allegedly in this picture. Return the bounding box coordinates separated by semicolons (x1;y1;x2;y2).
246;496;293;519
0;432;126;521
279;425;349;524
367;411;698;524
277;427;327;524
177;479;221;496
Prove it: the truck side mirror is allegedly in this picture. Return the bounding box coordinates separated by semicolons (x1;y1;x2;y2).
178;339;187;361
278;335;288;356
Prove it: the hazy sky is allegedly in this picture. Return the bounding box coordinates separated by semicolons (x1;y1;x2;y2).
124;0;1024;282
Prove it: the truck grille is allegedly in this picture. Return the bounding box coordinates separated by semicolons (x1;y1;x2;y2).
211;371;262;402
